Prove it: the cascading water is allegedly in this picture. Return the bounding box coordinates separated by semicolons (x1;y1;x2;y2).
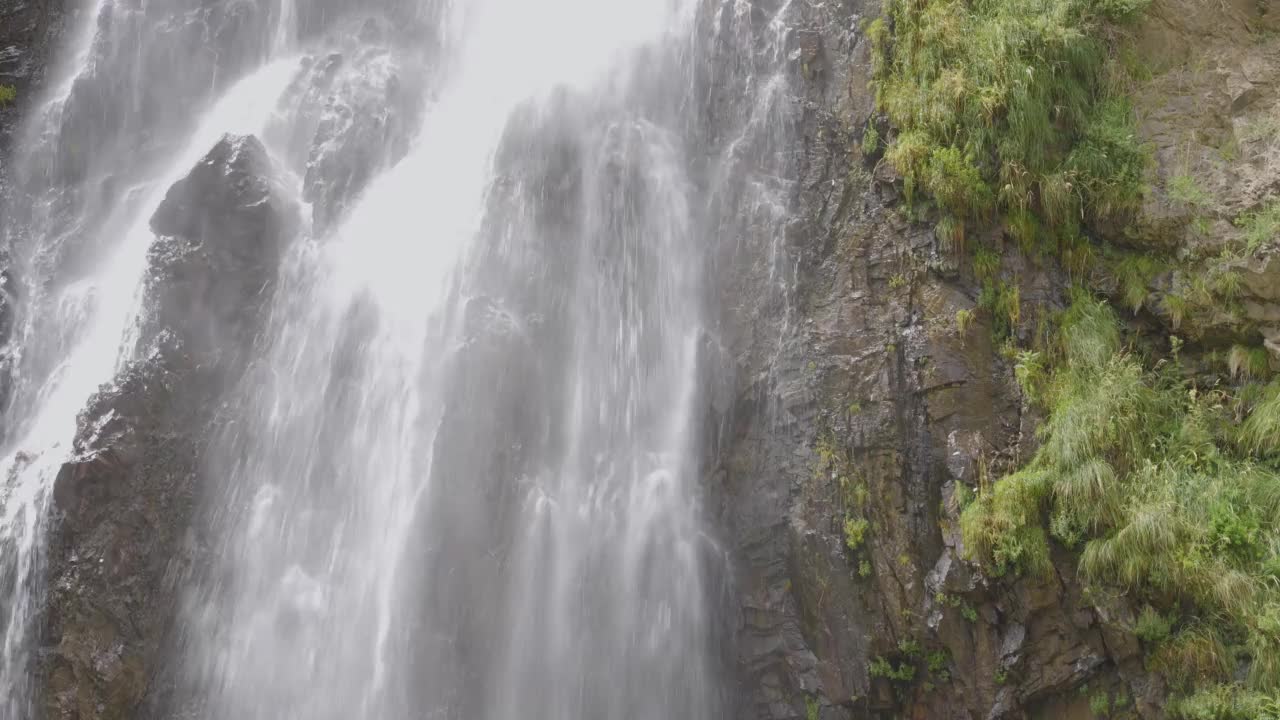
0;0;802;716
182;1;725;717
0;0;299;714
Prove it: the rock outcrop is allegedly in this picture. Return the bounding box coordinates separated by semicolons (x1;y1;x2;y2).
0;0;68;159
39;135;295;720
713;0;1279;719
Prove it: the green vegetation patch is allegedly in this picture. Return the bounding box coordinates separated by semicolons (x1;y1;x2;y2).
867;0;1280;710
870;0;1149;250
961;293;1280;706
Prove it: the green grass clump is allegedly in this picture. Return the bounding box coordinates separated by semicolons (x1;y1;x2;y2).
1236;200;1280;254
1134;605;1173;644
961;293;1280;707
869;656;917;682
844;516;870;551
0;85;15;106
872;0;1149;244
1109;251;1166;314
1168;173;1214;210
863;124;881;157
1170;685;1280;720
1228;345;1271;381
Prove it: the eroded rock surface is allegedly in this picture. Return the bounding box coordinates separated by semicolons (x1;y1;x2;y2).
39;134;295;720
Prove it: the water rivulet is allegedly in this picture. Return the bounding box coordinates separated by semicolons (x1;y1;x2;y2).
0;0;800;717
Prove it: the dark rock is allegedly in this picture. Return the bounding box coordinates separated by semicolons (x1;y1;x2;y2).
0;0;70;159
39;133;295;720
707;1;1168;718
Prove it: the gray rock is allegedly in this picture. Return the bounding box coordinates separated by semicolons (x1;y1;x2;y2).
40;133;295;720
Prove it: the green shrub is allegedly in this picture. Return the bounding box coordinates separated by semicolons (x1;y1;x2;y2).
844;516;870;551
1170;685;1280;720
872;0;1149;243
1135;605;1173;644
869;656;917;682
1168;173;1214;210
862;124;881;156
0;85;14;106
1091;690;1111;717
1236;201;1280;254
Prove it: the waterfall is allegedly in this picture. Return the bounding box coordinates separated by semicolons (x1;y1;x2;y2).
0;0;801;716
0;0;299;714
182;0;725;717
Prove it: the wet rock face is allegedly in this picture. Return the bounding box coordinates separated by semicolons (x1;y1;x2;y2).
40;134;295;720
708;1;1165;719
0;0;69;158
46;0;276;188
146;134;297;361
0;0;70;413
277;42;422;232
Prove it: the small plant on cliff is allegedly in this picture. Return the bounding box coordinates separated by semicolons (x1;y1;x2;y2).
844;516;870;551
1169;172;1214;211
1236;200;1280;254
1134;605;1173;644
1227;345;1271;380
0;85;15;106
869;656;917;683
955;308;976;341
1090;690;1112;717
862;124;881;157
1170;685;1280;720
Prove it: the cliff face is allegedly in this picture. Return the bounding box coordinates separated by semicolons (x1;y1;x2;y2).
716;0;1279;719
712;1;1148;717
0;0;67;160
0;0;67;417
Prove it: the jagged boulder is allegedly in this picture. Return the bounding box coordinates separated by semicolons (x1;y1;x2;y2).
145;133;296;361
268;25;424;232
40;133;295;720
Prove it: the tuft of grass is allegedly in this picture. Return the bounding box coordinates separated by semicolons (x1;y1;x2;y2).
1229;345;1271;380
1169;684;1280;720
1241;380;1280;455
956;308;976;340
870;656;917;682
1110;252;1165;314
844;516;870;551
1162;291;1189;330
0;85;14;106
1236;200;1280;254
862;124;881;157
1169;173;1214;210
1152;625;1234;689
1135;605;1173;644
1091;690;1111;717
